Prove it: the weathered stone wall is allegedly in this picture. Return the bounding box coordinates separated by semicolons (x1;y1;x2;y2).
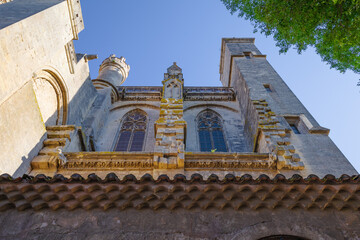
0;209;359;240
0;81;46;175
220;38;358;177
229;64;259;151
0;0;95;176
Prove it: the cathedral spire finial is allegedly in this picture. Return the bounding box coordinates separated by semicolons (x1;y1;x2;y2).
165;62;183;82
167;62;182;75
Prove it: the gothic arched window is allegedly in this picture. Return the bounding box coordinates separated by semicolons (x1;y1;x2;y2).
114;110;147;151
197;110;227;152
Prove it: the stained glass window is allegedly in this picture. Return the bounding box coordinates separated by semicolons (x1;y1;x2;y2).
115;110;147;151
197;110;227;152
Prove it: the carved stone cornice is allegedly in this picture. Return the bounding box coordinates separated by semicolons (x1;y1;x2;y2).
113;87;237;102
117;86;162;101
31;152;277;172
185;152;275;170
61;152;154;170
184;87;235;101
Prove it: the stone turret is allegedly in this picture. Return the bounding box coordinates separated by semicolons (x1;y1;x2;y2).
92;54;130;102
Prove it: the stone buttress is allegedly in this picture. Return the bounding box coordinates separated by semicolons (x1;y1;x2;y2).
154;63;187;169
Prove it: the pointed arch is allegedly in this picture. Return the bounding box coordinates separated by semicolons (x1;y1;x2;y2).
114;109;148;151
163;79;182;99
197;109;227;152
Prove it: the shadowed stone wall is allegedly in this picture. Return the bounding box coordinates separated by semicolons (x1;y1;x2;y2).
0;209;359;240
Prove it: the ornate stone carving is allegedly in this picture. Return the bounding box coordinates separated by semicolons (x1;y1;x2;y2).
118;86;162;101
184;152;275;170
184;87;235;101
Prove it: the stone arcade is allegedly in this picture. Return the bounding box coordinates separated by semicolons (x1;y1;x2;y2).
0;0;359;239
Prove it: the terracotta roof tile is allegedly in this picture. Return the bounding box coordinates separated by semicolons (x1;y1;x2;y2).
1;173;360;184
0;173;359;211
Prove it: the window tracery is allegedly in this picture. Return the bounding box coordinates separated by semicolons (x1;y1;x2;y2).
115;110;147;151
197;110;227;152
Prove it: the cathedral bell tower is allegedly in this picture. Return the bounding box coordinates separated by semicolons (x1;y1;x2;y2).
153;63;187;169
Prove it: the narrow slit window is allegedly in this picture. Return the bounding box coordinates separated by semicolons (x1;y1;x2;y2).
197;110;227;152
115;110;147;151
290;124;300;134
264;84;272;92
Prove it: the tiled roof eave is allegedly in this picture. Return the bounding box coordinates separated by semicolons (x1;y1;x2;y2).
0;173;359;211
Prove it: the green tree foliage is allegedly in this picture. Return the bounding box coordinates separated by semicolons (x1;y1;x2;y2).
221;0;360;73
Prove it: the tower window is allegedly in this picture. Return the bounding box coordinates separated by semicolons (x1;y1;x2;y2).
115;110;147;151
289;124;300;134
284;116;308;134
197;110;227;152
243;51;253;59
264;84;272;92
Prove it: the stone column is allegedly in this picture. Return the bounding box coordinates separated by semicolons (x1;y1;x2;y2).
92;54;130;102
154;63;187;169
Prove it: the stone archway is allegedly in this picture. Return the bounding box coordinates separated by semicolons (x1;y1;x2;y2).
32;68;68;125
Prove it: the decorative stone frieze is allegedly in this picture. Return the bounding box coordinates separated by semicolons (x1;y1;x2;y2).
92;55;130;102
31;152;277;173
115;86;236;102
185;152;275;170
184;87;235;101
60;152;154;170
252;100;304;170
154;63;187;169
118;86;162;101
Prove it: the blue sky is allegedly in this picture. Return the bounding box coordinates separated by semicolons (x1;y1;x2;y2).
75;0;360;172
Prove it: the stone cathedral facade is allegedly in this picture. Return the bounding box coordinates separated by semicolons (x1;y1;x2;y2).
0;1;360;239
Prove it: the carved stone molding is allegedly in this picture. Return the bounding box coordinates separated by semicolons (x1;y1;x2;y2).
32;69;69;125
185;152;275;170
66;0;84;40
65;40;76;74
61;152;154;170
113;87;236;102
117;86;162;101
184;87;235;101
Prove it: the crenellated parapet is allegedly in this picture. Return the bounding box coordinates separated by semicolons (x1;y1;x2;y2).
92;54;130;102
